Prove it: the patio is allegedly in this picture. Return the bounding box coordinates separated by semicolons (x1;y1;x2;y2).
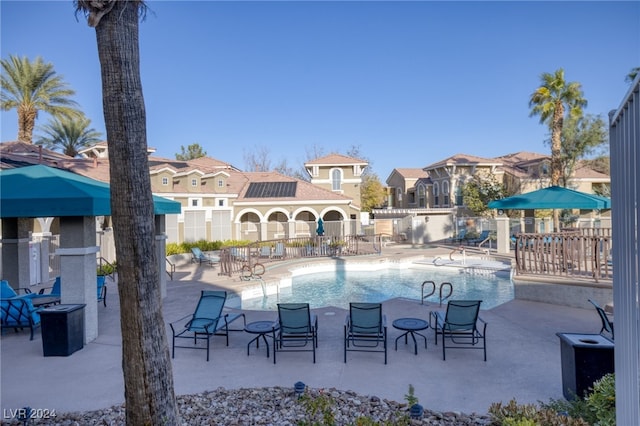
0;247;602;417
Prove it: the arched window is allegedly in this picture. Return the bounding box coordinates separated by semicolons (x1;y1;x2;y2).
396;188;403;207
455;184;464;206
417;184;426;208
433;183;440;206
443;181;450;206
331;169;342;191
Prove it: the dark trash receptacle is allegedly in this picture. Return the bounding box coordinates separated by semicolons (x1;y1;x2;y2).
556;333;614;400
40;304;85;357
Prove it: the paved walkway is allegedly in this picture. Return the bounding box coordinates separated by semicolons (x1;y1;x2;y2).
0;245;602;416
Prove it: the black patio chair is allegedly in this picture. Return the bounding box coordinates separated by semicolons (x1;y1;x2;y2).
170;290;245;361
430;300;487;361
274;303;318;364
344;302;387;364
588;299;614;340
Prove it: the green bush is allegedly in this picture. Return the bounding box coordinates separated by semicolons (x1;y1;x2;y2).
541;373;616;426
586;373;616;426
404;384;418;407
489;399;588;426
97;261;117;275
220;239;252;248
298;391;336;426
166;240;237;256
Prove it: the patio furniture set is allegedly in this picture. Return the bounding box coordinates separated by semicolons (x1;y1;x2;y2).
0;277;107;341
169;290;489;364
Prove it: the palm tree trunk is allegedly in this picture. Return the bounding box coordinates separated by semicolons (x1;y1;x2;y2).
550;101;564;187
550;101;564;231
92;1;178;424
17;104;36;143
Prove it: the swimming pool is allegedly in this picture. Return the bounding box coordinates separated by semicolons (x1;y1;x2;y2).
236;265;514;311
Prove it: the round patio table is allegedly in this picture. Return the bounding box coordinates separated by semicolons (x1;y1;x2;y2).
245;321;279;358
393;318;429;355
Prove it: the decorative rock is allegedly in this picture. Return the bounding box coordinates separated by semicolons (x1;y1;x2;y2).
3;387;493;425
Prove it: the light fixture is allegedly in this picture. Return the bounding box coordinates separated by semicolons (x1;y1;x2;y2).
409;403;424;419
294;381;306;397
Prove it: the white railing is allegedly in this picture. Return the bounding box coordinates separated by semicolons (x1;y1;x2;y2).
609;75;640;425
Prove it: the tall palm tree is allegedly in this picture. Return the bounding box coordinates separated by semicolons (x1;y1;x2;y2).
75;1;179;424
529;68;587;187
36;115;102;157
1;55;81;143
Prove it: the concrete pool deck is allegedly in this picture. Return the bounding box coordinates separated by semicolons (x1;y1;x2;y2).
0;245;604;417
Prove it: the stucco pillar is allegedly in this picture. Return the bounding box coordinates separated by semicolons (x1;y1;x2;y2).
35;218;54;284
57;216;99;343
287;219;296;238
495;217;511;254
1;218;31;290
155;215;168;299
259;220;268;241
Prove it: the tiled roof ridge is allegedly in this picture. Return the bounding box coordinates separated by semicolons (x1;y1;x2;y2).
305;152;368;165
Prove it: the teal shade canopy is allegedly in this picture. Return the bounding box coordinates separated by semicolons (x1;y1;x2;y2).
0;164;181;218
488;186;611;210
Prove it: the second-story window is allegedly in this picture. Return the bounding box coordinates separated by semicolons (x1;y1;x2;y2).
455;185;464;206
443;181;450;206
162;177;168;186
418;185;426;208
218;179;224;187
433;183;440;206
332;168;342;191
191;178;198;187
541;163;550;176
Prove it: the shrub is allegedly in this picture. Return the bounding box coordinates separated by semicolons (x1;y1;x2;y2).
220;239;252;248
165;240;233;256
404;384;418;407
298;391;336;426
97;261;116;275
489;399;588;426
585;373;615;426
541;373;616;426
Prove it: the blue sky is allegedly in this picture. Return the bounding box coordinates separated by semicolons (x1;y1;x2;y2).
1;1;639;180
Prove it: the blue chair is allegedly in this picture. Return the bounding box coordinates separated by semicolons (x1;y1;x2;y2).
1;279;54;304
467;230;491;246
97;276;107;307
430;300;487;361
1;279;35;299
170;290;245;361
274;303;318;364
1;280;19;298
259;246;272;258
191;247;220;266
230;247;247;262
41;277;106;306
272;242;285;259
38;277;62;297
1;296;41;340
451;229;467;244
344;302;387;364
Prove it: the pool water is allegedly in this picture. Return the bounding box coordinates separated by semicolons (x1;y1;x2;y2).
238;267;514;310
